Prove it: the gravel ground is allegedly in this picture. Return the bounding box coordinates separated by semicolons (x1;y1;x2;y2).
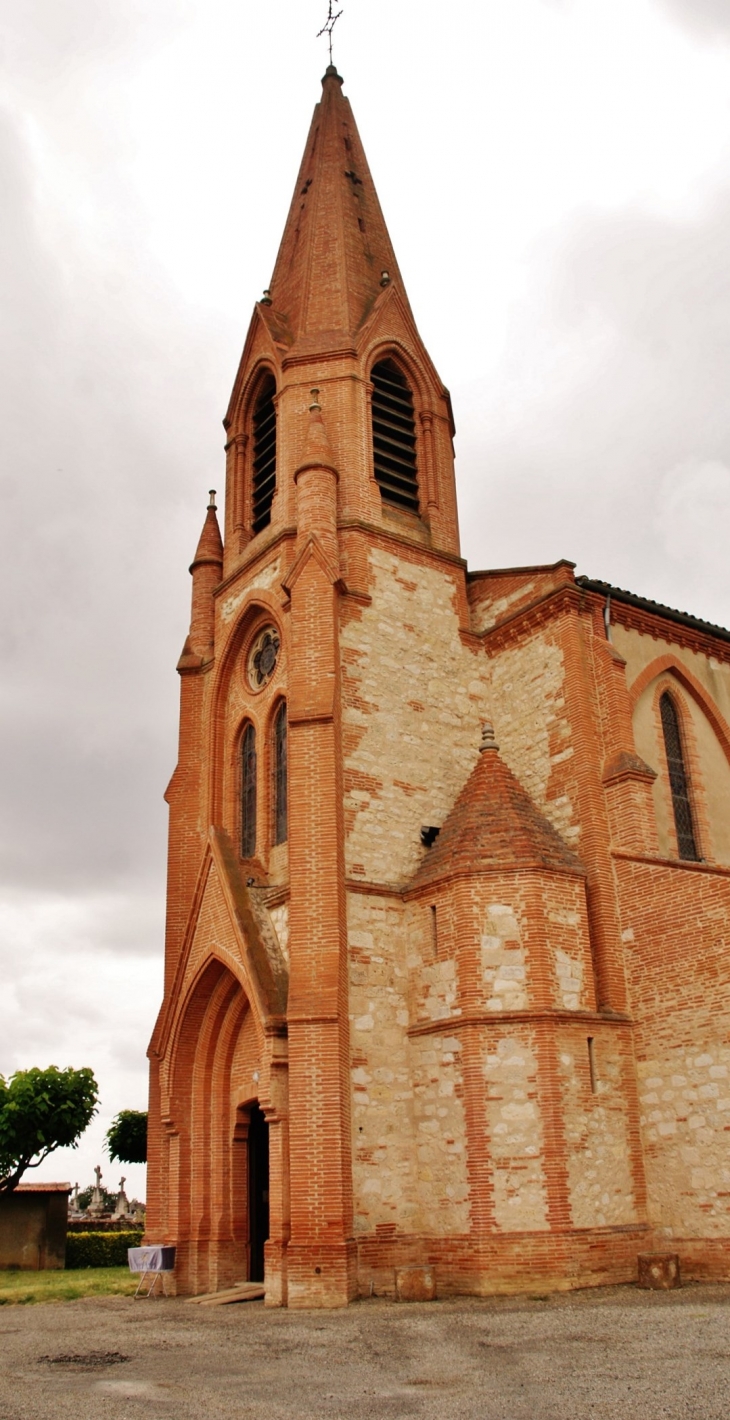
1;1282;729;1419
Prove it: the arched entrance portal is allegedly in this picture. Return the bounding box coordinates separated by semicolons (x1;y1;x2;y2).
168;958;268;1295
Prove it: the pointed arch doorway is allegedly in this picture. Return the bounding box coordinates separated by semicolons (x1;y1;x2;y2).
245;1102;269;1282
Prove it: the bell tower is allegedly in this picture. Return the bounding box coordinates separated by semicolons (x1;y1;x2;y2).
222;63;461;576
148;65;477;1308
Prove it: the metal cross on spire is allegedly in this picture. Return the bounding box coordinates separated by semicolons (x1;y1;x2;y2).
317;0;343;66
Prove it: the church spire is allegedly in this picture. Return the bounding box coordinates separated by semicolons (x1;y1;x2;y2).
262;67;410;349
224;62;461;569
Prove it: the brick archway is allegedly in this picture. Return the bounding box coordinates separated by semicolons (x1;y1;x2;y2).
167;958;262;1295
629;655;730;770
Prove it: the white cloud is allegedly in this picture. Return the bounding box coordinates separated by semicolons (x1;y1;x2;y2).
0;890;160;1202
655;459;730;609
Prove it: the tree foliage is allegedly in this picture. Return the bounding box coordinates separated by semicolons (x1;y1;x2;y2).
105;1110;147;1164
0;1066;99;1193
77;1183;116;1212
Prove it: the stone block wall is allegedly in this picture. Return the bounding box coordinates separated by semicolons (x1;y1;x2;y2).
340;542;489;887
618;856;730;1242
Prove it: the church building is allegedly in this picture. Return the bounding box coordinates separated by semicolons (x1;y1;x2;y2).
146;65;730;1306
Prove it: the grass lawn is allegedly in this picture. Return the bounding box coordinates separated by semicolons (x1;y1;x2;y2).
0;1267;138;1305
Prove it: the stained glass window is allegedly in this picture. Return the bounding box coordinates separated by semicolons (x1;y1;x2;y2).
241;723;257;858
659;692;699;862
272;703;287;846
247;626;280;691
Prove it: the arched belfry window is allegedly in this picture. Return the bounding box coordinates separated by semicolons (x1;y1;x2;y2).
241;723;257;858
659;691;699;861
272;702;287;846
371;359;419;514
251;374;277;535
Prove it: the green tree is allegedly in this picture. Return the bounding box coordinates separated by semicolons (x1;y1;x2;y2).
77;1183;116;1212
105;1110;147;1164
0;1066;99;1193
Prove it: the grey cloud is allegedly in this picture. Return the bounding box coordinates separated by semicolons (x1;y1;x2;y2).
0;102;236;904
659;0;730;39
456;191;730;630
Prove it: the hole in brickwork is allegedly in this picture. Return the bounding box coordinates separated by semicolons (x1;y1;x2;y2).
371;359;419;513
429;904;438;961
587;1036;597;1094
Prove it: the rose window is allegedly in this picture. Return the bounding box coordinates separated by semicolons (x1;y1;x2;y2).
247;626;280;690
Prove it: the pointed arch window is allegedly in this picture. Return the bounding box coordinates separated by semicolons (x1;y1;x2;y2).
371;359;419;513
240;723;257;858
659;691;699;861
272;702;287;846
251;375;277;535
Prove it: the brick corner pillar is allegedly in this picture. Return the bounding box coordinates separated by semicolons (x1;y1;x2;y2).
282;396;357;1308
594;636;659;857
143;1047;163;1243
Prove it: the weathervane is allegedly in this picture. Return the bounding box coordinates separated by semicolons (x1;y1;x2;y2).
317;0;343;66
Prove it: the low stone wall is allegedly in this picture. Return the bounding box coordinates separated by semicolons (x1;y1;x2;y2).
0;1184;70;1270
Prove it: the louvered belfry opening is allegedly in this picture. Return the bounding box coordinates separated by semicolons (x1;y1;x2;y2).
371;359;419;514
251;374;277;535
660;691;699;861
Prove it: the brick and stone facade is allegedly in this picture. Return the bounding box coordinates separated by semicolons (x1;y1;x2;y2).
146;66;730;1305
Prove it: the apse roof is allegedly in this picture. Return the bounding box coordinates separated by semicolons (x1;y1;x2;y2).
409;730;583;893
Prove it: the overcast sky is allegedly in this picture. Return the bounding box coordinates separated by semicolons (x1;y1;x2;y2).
2;0;729;1203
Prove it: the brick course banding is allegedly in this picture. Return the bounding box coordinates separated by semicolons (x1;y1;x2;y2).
145;64;730;1305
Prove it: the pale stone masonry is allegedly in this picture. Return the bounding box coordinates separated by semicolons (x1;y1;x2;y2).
145;65;730;1305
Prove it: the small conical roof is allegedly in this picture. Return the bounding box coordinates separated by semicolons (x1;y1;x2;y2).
410;730;584;892
190;491;223;571
295;391;339;477
264;67;409;349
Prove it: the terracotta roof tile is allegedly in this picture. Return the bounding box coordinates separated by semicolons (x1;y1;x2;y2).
14;1183;71;1193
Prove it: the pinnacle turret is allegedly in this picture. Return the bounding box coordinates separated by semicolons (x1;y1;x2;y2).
184;491;223;664
190;490;223;572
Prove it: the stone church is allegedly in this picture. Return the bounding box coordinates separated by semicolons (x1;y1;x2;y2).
146;65;730;1305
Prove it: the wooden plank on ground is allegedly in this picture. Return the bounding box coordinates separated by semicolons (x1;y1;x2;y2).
187;1284;265;1306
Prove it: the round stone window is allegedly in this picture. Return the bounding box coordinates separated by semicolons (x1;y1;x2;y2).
247;625;280;691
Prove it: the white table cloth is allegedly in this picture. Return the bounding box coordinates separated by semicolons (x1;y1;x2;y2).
128;1245;176;1273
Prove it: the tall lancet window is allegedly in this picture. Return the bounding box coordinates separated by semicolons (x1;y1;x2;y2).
251;374;277;535
660;691;699;861
272;702;287;846
371;359;419;513
241;723;257;858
